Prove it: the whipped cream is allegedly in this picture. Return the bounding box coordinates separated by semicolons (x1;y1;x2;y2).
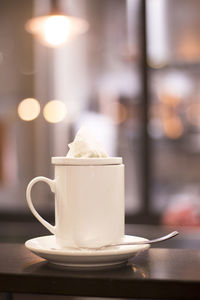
66;126;108;158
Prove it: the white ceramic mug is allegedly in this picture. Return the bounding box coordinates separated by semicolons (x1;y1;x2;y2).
26;157;125;249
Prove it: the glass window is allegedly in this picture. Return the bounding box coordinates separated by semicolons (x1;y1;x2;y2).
147;0;200;226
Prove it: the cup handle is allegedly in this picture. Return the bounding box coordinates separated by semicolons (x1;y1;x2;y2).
26;176;56;235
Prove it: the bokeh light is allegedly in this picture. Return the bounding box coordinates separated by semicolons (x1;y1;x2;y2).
43;100;67;123
18;98;40;121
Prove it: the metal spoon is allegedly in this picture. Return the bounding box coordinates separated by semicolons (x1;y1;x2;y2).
98;231;179;249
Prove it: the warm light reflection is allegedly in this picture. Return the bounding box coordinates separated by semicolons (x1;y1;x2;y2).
25;15;89;47
147;59;167;69
158;87;185;139
163;116;183;139
43;100;67;123
18;98;40;121
186;102;200;126
104;101;128;124
177;32;200;61
160;92;180;107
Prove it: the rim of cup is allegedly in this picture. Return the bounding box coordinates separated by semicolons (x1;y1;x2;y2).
51;157;123;165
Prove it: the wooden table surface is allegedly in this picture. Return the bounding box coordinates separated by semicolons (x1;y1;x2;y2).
0;243;199;299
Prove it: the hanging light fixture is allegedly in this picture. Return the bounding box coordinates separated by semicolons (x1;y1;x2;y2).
25;0;89;47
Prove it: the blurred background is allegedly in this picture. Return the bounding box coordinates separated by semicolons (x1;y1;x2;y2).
0;0;200;248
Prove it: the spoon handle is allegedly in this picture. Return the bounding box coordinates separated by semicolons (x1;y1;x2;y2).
103;231;179;248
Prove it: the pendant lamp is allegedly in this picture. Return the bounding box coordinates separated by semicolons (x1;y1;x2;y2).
25;0;89;47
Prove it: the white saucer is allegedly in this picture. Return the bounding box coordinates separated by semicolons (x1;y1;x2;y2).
25;235;150;270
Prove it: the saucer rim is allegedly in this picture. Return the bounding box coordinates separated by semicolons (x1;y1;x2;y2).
25;235;150;257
